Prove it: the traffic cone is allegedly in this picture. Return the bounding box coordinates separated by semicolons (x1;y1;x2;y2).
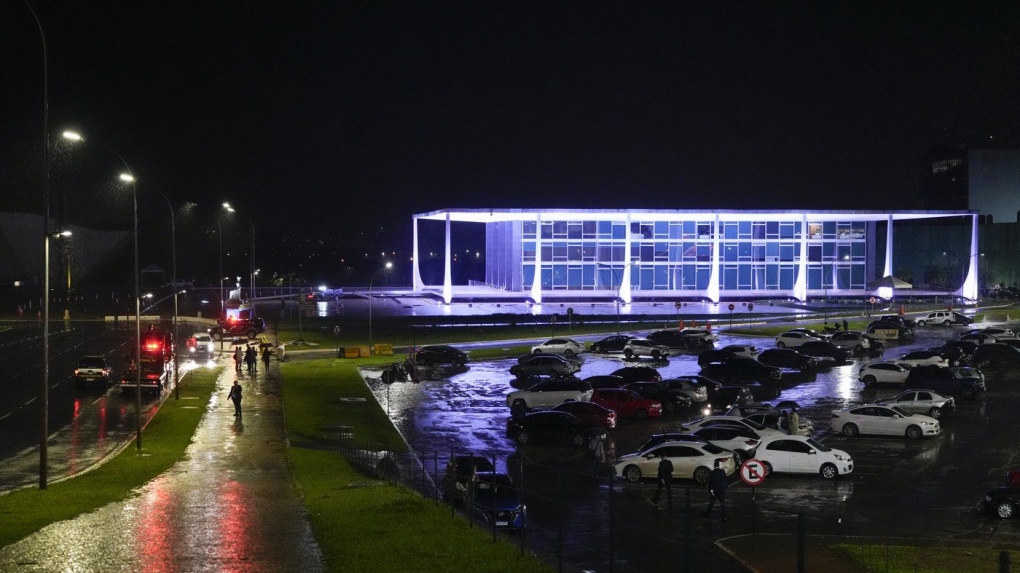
898;305;905;315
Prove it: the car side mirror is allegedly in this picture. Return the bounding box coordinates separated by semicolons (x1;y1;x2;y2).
644;454;656;460
808;449;816;455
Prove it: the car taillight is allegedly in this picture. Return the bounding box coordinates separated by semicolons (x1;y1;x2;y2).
74;369;80;376
716;457;732;465
745;439;759;446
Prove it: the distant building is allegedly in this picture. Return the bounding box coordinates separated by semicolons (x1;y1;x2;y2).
922;144;1020;223
412;209;978;303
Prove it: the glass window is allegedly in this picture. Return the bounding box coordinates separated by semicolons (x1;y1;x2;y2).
540;266;552;288
553;221;567;238
598;220;613;238
697;244;711;262
582;221;597;238
567;267;582;288
766;221;779;239
641;244;654;262
683;221;697;238
553;243;567;261
779;265;795;289
567;244;582;261
655;265;668;288
582;264;595;287
654;242;668;261
738;264;751;289
808;245;822;262
612;223;627;240
669;223;682;239
541;222;552;239
523;220;537;238
739;242;752;260
655;221;668;238
582;243;596;261
723;243;739;262
696;265;711;289
752;244;766;261
567;223;582;240
523;265;535;288
683;242;697;261
723;223;738;239
779;222;795;239
541;245;552;261
697;223;712;238
523;241;536;262
752;222;765;239
723;265;738;289
552;265;567;288
738;221;752;238
779;243;795;261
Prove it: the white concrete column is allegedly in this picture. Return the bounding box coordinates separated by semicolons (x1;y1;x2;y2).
620;214;633;304
412;216;424;291
442;213;452;304
883;215;894;278
529;214;543;304
705;215;720;302
793;214;808;301
955;214;980;300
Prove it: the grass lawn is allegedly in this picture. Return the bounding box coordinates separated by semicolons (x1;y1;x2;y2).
0;367;221;548
281;357;554;573
832;543;1014;573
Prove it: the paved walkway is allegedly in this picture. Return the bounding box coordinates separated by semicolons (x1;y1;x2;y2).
0;356;324;573
717;534;868;573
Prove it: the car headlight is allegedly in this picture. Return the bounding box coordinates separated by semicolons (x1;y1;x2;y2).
984;495;992;501
833;454;845;461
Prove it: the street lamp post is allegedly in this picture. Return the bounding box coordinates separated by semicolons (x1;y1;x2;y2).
368;262;393;354
222;203;255;304
597;263;629;335
150;188;180;400
63;131;143;450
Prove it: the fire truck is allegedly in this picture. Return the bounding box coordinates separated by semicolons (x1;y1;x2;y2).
119;326;175;395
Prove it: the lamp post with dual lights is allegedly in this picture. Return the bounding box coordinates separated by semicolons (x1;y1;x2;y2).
62;131;143;451
368;262;393;354
222;203;256;303
149;187;181;400
40;229;69;489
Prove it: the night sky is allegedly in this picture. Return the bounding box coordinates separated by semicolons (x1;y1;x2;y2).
4;2;1019;253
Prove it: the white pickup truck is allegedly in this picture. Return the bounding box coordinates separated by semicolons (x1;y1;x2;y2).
75;356;112;387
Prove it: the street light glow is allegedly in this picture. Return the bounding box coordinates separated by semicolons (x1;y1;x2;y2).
61;131;83;141
119;173;135;182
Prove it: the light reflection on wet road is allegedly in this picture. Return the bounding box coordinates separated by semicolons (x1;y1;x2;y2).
366;324;1020;571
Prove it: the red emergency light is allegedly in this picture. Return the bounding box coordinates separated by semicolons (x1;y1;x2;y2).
144;340;162;352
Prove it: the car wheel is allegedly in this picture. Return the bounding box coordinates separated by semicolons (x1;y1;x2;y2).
928;407;942;419
246;329;257;339
652;350;661;360
943;320;952;327
762;461;773;476
565;349;575;358
663;401;677;413
905;425;923;439
842;423;859;437
693;466;711;485
449;357;460;367
862;375;877;385
624;465;642;483
820;463;838;480
635;408;648;419
995;500;1014;519
777;341;786;348
572;433;585;447
516;431;532;445
917;320;926;327
854;345;864;353
963;387;977;399
623;349;634;359
593;344;603;353
511;399;527;414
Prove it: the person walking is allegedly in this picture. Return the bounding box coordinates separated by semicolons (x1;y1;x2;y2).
233;346;243;373
652;455;674;511
227;380;243;417
245;345;257;375
706;460;728;521
843;318;849;332
789;406;800;435
261;346;271;370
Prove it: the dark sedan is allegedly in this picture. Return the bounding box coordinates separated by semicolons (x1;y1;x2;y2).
980;487;1020;519
972;344;1020;369
610;366;662;383
758;348;818;371
470;472;527;531
582;374;626;390
589;335;636;354
505;411;603;447
624;381;692;413
699;356;782;383
415;345;469;367
903;365;986;398
798;340;850;362
551;400;617;430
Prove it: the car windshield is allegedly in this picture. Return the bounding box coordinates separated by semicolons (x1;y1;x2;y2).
806;438;831;452
739;418;766;430
474;476;519;501
78;358;106;368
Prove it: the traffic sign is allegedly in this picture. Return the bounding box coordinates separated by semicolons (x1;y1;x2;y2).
869;296;876;304
674;301;682;309
740;458;767;486
748;303;754;311
333;325;341;335
728;303;735;311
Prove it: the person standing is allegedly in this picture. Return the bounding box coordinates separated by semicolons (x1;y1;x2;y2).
789;407;800;436
261;346;271;370
227;380;243;417
843;318;849;332
233;346;243;373
245;345;257;375
652;455;674;511
706;461;728;521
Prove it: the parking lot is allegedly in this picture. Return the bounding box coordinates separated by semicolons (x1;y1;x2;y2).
364;324;1020;571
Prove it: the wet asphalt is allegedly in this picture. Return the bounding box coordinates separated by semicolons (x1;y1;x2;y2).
0;355;324;573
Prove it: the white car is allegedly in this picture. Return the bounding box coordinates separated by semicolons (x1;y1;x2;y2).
678;328;719;345
755;435;853;479
897;351;948;367
622;339;671;360
689;426;761;462
915;311;973;327
957;333;1000;345
876;389;955;420
964;327;1015;340
828;331;871;352
680;416;785;437
829;404;941;439
506;379;593;411
531;338;585;357
614;441;738;485
722;344;759;359
858;361;913;385
775;331;813;348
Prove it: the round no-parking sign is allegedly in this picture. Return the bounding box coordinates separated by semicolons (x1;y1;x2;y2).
740;459;767;486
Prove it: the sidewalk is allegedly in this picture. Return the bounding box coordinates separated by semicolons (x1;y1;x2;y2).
0;356;324;572
716;534;868;573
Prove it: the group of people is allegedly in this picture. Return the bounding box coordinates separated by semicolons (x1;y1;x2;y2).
654;457;729;520
233;344;271;374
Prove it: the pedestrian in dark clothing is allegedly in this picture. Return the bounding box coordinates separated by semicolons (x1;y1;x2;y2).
261;346;271;370
653;455;674;511
233;347;243;373
843;318;849;332
245;345;256;374
227;380;243;417
706;461;728;521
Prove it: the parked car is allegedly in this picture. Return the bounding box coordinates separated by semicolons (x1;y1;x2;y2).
646;329;711;349
660;378;710;403
797;340;850;363
209;315;265;340
697;349;732;367
185;334;216;359
506;379;593;412
582;375;626;390
866;321;914;340
877;389;955;419
551;400;617;429
897;350;948;367
676;328;719;346
755;435;853;479
75;356;112;387
972;344;1020;369
610;366;661;383
531;338;585;357
689;426;761;463
743;411;813;436
589;335;635;354
858;361;913;385
614;441;737;485
878;315;917;329
415;344;469;366
700;356;782;383
903;365;986;398
443;455;495;503
775;331;814;348
980;487;1020;519
722;403;775;417
722;344;759;359
468;472;527;531
510;354;580;379
702;386;756;415
964;327;1016;340
623;338;671;360
928;345;967;366
915;311;973;327
943;339;979;360
505;411;603;446
958;332;999;345
828;331;872;353
590;388;662;419
758;348;818;372
625;382;692;413
788;328;829;340
636;433;706;452
829;404;940;439
681;415;785;437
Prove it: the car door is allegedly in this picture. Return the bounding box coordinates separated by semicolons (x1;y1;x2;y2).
785;439;817;473
872;406;903;436
761;439;791;472
849;407;881;434
667;445;706;479
894;391;921;414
